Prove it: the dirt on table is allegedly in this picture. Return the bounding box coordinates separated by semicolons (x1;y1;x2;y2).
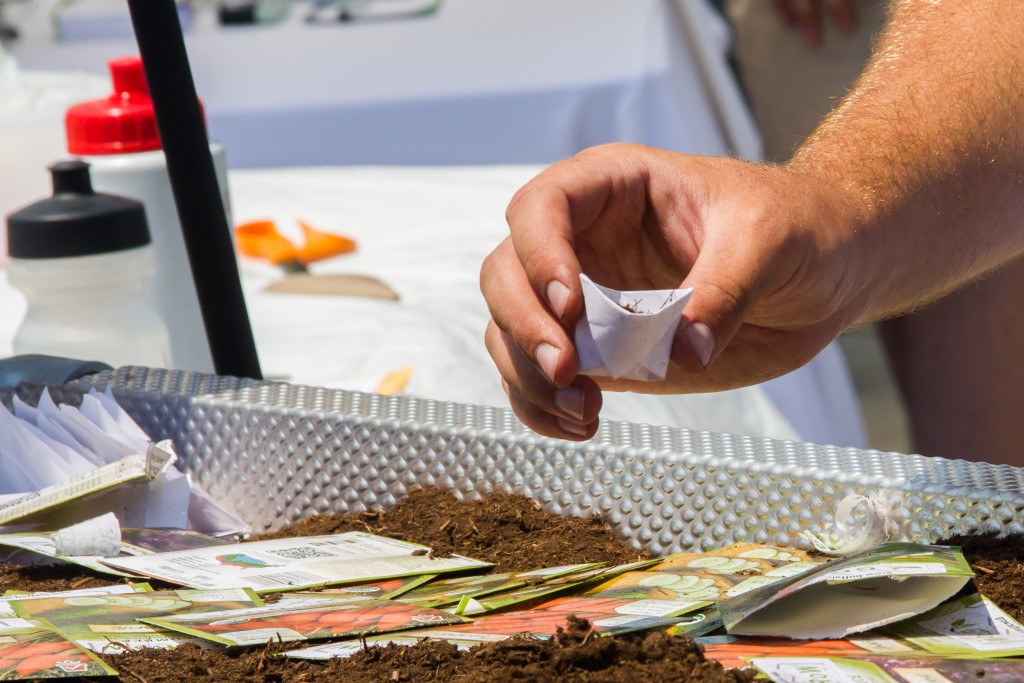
2;488;1020;682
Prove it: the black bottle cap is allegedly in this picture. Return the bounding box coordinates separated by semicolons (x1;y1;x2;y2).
218;1;257;24
6;160;151;259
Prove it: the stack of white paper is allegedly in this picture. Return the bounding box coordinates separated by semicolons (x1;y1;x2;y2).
0;387;248;539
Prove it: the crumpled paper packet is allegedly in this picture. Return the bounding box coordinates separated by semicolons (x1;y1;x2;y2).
574;274;692;381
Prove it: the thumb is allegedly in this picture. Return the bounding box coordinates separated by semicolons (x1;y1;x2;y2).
672;259;757;373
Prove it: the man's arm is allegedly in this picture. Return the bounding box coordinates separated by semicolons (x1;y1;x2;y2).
480;0;1024;440
790;0;1024;323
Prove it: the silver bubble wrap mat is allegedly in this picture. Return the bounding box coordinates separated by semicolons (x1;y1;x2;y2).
44;366;1024;555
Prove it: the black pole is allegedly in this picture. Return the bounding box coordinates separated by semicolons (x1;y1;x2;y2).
126;0;262;380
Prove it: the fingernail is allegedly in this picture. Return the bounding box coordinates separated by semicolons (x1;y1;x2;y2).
554;386;584;421
556;417;588;437
686;323;714;368
546;280;570;319
536;343;561;384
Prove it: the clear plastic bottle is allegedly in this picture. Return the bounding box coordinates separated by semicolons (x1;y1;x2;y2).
5;160;170;368
65;56;229;373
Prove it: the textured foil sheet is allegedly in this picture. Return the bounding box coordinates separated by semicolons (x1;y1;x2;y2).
30;366;1023;555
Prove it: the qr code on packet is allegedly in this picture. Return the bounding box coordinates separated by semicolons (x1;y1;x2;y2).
265;546;338;560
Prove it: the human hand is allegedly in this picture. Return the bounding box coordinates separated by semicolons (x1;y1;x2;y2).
772;0;857;46
480;143;868;440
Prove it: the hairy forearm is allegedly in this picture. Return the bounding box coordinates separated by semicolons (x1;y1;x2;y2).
789;0;1024;324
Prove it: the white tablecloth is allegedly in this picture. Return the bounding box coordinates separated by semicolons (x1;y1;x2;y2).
7;0;759;167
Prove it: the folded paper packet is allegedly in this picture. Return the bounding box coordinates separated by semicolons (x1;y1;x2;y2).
574;274;692;381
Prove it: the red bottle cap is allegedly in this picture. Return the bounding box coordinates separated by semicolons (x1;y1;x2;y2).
66;56;206;155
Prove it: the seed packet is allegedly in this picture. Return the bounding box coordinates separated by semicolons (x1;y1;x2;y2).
143;596;469;647
882;592;1024;658
0;619;116;679
719;543;973;639
286;573;439;601
12;587;263;653
395;563;604;609
0;584;150;618
102;531;492;593
751;656;1024;683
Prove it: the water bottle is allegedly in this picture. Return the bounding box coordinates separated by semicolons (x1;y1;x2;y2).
5;160;171;368
65;55;229;373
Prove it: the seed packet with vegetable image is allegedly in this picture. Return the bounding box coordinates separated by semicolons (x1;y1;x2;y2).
445;559;660;616
720;543;974;639
285;602;722;659
395;563;605;609
573;544;821;624
12;587;264;653
881;592;1024;658
143;596;470;647
410;592;695;641
0;619;116;679
0;583;151;618
751;655;1024;683
286;574;439;601
101;531;492;592
696;634;918;670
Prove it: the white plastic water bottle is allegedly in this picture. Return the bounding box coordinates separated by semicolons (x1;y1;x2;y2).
64;56;230;373
5;160;171;368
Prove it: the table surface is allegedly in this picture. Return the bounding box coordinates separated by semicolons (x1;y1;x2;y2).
7;0;758;167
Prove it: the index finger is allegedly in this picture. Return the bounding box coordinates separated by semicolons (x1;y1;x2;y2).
505;145;640;325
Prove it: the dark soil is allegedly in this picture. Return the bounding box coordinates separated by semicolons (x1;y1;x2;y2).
102;616;752;683
2;489;1020;682
254;488;651;571
945;534;1024;623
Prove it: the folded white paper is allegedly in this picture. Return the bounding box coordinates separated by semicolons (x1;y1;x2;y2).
0;388;249;538
574;274;692;381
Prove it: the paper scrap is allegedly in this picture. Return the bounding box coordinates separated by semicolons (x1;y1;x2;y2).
802;494;898;556
574;274;691;381
51;512;121;558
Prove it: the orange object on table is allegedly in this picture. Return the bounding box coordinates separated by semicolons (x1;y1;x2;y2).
235;219;356;270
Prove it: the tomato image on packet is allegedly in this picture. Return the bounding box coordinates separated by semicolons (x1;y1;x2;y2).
0;621;116;679
143;598;470;647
